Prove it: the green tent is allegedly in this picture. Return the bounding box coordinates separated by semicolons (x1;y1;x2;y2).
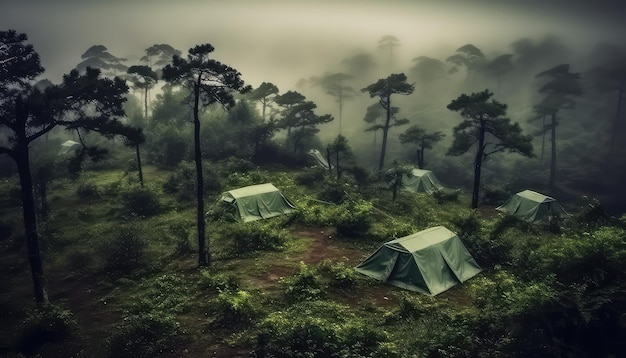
219;183;297;223
355;226;482;295
402;168;444;194
307;149;332;169
496;190;568;223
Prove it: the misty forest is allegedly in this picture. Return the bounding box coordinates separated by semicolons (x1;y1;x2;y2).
2;1;626;357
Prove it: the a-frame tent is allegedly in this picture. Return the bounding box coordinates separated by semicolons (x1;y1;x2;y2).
402;168;444;194
496;190;568;223
355;226;482;295
219;183;297;223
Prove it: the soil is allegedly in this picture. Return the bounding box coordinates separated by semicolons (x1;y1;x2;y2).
0;228;408;358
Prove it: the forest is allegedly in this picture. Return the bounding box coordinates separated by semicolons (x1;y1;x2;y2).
1;13;626;358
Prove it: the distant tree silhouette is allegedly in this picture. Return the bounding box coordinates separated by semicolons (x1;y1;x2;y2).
1;30;142;303
480;54;514;93
249;82;279;121
162;44;249;266
447;90;533;208
587;45;626;155
274;90;306;135
127;65;159;119
318;73;357;133
141;44;182;73
363;102;384;145
409;56;447;83
75;45;127;77
341;52;377;80
534;64;582;190
378;35;400;71
329;134;354;179
361;73;414;170
446;44;486;78
399;125;445;169
282;101;333;152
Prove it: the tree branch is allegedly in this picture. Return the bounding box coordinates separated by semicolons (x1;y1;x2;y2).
26;123;57;143
0;146;16;158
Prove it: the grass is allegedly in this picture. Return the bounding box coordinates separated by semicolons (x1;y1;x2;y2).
2;162;622;357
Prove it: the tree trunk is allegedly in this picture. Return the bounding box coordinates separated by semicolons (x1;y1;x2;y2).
16;144;49;304
378;95;391;171
335;149;340;179
471;123;486;209
326;146;332;174
136;144;144;188
549;113;557;191
540;115;546;163
193;78;209;266
143;87;149;119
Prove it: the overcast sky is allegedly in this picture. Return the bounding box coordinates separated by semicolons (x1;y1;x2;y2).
3;0;625;89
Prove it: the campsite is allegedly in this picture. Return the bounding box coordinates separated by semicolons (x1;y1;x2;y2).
2;1;626;357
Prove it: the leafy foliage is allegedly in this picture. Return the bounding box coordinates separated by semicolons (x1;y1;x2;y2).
106;312;183;358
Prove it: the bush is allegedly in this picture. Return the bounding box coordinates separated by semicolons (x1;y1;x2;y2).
294;168;327;187
213;290;259;326
76;181;100;198
106;312;183;358
102;230;147;274
433;188;460;203
316;259;359;290
127;274;192;316
480;186;510;206
281;262;325;303
197;270;240;293
335;199;374;238
163;160;222;200
168;221;193;256
18;304;76;354
121;185;162;217
225;222;288;257
253;301;396;358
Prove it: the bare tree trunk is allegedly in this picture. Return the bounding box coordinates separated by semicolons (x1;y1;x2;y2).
471;123;486;209
193;78;208;266
136;144;144;188
549;113;557;191
540;115;546;163
378;95;391;171
144;87;149;119
16;143;49;304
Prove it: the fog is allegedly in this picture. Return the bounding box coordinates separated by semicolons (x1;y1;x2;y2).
4;0;624;87
4;0;626;211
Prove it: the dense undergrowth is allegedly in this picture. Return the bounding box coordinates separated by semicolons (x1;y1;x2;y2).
1;157;625;358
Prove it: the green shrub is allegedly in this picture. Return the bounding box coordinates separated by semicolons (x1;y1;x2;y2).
294;168;327;187
76;181;100;198
213;290;259;326
225;222;288;257
316;259;359;290
168;221;193;256
127;274;192;316
318;179;349;204
197;270;240;293
121;185;162;217
163;160;222;200
102;230;147;274
433;188;460;203
106;312;183;358
480;186;510;206
281;262;325;303
18;304;76;354
335;199;374;238
253;301;396;358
